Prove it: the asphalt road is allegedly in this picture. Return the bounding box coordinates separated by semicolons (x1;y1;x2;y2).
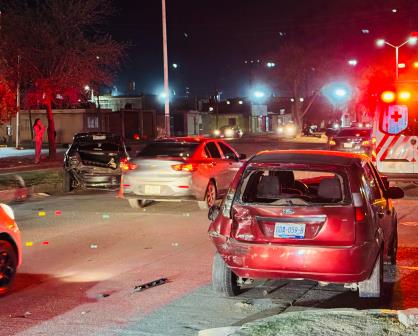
1;137;418;335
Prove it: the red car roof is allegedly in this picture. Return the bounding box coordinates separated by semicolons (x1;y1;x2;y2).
252;150;368;166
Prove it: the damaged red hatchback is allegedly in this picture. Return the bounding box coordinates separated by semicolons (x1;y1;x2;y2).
208;150;404;298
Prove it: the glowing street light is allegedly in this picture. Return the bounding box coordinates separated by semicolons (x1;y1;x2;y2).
322;82;352;106
172;63;178;69
376;37;418;79
266;62;276;68
376;39;385;47
348;59;358;66
254;90;265;98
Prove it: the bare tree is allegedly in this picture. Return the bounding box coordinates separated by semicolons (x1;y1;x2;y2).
264;42;343;130
0;77;15;123
0;0;126;158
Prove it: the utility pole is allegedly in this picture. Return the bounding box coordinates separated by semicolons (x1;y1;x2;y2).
15;55;20;148
215;90;220;129
162;0;170;136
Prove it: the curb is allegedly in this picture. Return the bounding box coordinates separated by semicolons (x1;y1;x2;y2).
0;182;64;203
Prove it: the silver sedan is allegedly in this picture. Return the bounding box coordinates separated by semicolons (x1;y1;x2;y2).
121;137;246;209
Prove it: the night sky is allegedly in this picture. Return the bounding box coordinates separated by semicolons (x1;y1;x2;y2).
110;0;418;98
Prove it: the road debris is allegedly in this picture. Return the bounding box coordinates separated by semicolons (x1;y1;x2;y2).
90;244;98;249
38;211;46;217
398;308;418;327
55;210;62;215
134;278;168;292
235;298;280;312
25;242;33;247
96;293;110;299
12;311;32;319
102;213;110;219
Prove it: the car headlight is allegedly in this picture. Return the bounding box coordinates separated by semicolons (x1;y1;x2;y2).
213;129;220;136
285;125;296;136
224;128;234;137
0;203;15;220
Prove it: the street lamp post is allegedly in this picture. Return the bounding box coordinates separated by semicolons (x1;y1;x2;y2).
162;0;170;136
376;37;418;80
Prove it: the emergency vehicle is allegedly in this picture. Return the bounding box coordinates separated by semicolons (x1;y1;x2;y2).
373;88;418;180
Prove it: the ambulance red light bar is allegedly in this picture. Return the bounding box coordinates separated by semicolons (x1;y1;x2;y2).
380;90;411;103
398;91;411;101
381;91;396;103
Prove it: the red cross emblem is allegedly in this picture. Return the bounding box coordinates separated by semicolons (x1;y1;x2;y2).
391;110;402;122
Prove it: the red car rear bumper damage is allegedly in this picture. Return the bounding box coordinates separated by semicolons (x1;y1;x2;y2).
212;236;378;283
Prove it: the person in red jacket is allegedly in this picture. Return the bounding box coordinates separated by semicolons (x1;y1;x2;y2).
33;118;45;164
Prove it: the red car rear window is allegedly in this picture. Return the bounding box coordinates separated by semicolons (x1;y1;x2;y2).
239;168;349;205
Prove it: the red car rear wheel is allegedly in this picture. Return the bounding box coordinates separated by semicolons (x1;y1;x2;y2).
212;253;241;297
358;249;383;298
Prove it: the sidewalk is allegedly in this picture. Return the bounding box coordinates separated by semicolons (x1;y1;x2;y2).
0;148;64;173
0;148;64;202
199;308;418;336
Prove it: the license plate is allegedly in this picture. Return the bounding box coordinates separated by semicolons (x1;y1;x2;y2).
92;135;106;140
144;185;160;195
274;223;306;239
343;142;353;148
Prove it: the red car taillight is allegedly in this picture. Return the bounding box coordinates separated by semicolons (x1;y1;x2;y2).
120;159;137;171
171;163;198;172
355;207;366;222
353;192;366;223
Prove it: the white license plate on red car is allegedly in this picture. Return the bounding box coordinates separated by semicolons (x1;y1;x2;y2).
343;142;353;148
274;223;306;239
144;185;160;195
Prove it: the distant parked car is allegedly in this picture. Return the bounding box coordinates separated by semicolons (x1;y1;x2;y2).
212;126;243;139
0;203;21;296
63;132;131;192
121;137;246;209
328;127;373;156
276;122;297;138
208;150;403;299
